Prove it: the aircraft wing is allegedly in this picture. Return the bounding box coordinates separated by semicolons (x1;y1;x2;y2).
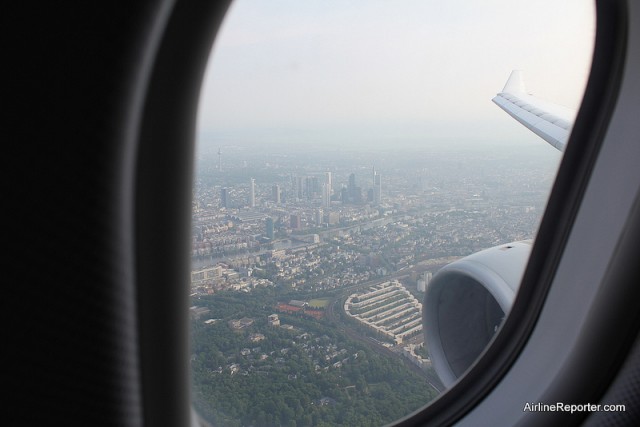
492;70;576;152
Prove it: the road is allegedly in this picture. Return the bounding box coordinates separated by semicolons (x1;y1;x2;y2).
322;261;451;297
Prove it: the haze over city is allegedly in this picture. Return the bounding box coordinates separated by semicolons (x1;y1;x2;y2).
189;1;594;425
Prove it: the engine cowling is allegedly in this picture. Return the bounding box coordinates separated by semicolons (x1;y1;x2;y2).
423;240;532;387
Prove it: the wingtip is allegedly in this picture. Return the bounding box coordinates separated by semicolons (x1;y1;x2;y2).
502;70;526;94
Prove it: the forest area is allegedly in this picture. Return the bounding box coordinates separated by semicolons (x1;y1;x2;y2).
190;288;437;426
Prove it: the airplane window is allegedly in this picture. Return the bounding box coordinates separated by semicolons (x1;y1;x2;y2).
190;0;594;425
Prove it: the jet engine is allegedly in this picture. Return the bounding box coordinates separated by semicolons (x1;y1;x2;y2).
423;240;532;387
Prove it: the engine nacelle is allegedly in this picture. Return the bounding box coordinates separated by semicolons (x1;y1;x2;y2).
423;240;532;387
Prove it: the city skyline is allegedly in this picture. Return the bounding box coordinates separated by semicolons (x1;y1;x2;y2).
191;140;559;272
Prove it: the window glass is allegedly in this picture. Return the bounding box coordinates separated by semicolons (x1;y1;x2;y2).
190;1;594;425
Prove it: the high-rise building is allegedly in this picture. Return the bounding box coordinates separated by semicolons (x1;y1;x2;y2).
305;176;314;199
290;214;301;229
418;272;432;293
265;217;274;239
353;187;362;203
315;208;323;226
417;279;426;293
221;187;229;208
374;172;382;205
423;271;432;286
249;178;256;208
325;171;332;196
346;173;362;204
348;173;356;199
296;176;304;199
272;184;281;204
310;177;320;195
322;183;330;208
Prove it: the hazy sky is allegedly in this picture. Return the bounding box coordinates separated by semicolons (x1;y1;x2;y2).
196;0;595;149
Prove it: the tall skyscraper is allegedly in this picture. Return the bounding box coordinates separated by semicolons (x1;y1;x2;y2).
272;184;281;204
221;187;229;208
217;147;222;171
340;187;348;204
310;177;320;196
417;279;426;293
315;208;323;226
265;217;274;239
290;214;301;229
325;171;332;196
249;178;256;208
348;173;356;199
374;172;382;206
423;271;433;286
347;173;362;203
418;271;432;292
296;176;304;199
305;177;314;199
322;183;330;208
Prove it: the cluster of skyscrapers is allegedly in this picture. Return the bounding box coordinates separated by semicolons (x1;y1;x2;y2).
219;167;382;211
216;145;381;211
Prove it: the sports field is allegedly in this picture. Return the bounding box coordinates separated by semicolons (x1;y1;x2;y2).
308;298;331;309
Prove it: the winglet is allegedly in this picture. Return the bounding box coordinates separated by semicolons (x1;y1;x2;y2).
502;70;526;94
493;70;576;152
